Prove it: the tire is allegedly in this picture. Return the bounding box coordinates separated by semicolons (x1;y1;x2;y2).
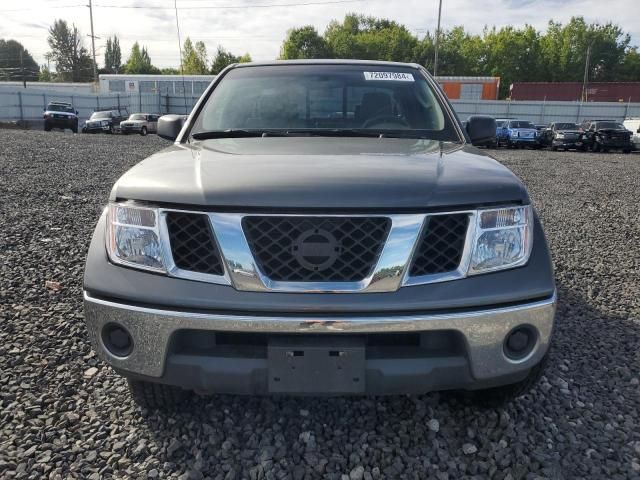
108;125;114;134
140;126;147;136
72;124;78;134
551;146;557;151
44;123;51;132
623;149;631;154
127;379;190;409
468;353;549;408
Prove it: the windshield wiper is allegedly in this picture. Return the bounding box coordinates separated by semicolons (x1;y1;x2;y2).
191;129;288;140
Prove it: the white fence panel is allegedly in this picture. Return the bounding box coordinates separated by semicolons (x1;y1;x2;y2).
2;87;640;125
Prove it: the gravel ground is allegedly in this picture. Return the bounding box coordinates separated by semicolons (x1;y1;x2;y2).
1;130;639;480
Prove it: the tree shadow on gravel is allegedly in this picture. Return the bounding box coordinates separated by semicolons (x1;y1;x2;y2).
126;286;639;480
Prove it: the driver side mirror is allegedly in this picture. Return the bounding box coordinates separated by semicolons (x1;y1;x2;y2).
466;116;497;146
158;115;187;141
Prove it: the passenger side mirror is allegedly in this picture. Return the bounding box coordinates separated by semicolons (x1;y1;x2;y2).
157;114;187;141
466;116;497;146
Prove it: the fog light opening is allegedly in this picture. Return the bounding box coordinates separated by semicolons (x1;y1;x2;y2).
504;325;537;360
102;323;134;357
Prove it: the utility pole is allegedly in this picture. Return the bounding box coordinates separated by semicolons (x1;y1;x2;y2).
88;0;98;84
581;42;592;102
433;0;443;77
20;49;26;88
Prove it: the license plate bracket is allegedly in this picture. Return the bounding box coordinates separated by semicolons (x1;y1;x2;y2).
267;337;365;394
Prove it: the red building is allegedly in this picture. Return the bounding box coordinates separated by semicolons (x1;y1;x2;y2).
510;82;640;102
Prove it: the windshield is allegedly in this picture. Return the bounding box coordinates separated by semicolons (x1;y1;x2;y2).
90;111;111;119
48;104;74;113
192;65;457;140
596;122;624;130
556;123;579;130
129;114;146;121
509;121;534;129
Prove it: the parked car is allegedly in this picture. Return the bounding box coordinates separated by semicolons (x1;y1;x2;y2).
83;60;556;408
82;108;128;134
580;120;633;153
43;101;79;133
539;122;584;151
120;113;160;136
504;120;540;148
495;118;511;147
622;118;640;150
465;115;497;147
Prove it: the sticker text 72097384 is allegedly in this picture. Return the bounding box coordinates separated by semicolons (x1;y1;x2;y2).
363;72;415;82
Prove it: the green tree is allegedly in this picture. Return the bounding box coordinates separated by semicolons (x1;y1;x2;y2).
104;35;122;74
210;46;251;74
182;38;208;74
161;67;180;75
324;14;417;62
46;19;94;82
280;26;329;59
125;42;159;74
0;39;39;82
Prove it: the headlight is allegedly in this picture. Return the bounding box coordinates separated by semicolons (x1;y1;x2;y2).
555;132;564;139
468;206;533;275
106;203;166;272
101;120;109;126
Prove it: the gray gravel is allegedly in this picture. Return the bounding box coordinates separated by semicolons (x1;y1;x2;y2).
1;130;639;479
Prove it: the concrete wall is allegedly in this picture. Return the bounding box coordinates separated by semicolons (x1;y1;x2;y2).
2;88;639;126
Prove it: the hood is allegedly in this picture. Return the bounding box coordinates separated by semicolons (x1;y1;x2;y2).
596;128;629;134
46;111;76;117
111;137;529;210
510;128;537;133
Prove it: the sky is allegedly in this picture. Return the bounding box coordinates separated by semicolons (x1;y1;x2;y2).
1;0;639;69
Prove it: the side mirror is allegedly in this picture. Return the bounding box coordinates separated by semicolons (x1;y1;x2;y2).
76;110;79;115
466;117;497;146
157;115;187;141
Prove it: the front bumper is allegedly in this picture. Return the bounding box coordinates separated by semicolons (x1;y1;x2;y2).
83;124;111;133
84;291;556;394
121;125;143;133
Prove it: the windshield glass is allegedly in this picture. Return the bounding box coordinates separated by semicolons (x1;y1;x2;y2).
90;111;111;119
556;123;579;130
509;121;534;129
129;114;146;121
48;104;74;113
596;122;624;130
192;65;457;140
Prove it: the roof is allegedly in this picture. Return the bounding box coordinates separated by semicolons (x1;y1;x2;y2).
233;59;423;69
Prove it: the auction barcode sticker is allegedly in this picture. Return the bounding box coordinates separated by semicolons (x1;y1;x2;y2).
363;71;414;82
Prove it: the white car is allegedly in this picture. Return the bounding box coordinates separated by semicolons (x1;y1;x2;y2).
623;118;640;150
120;113;160;136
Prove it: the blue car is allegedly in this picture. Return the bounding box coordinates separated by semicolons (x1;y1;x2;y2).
495;118;511;147
504;120;539;148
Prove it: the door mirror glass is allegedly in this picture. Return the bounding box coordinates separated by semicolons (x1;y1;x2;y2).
466;116;497;146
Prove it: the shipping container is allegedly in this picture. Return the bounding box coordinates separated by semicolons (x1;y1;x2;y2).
435;76;500;100
510;82;640;102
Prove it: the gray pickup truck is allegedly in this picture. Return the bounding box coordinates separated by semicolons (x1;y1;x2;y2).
84;60;556;408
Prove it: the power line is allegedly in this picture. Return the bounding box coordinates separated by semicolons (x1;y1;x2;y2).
93;0;363;9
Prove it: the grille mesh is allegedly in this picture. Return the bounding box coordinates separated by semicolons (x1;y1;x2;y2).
166;212;224;276
243;216;391;282
409;214;469;276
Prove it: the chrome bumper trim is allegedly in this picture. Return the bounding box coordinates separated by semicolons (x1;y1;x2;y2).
84;290;556;380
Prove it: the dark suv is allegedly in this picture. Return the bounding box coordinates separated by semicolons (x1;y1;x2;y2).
82;108;128;134
84;61;556;408
580;120;633;153
43;101;79;133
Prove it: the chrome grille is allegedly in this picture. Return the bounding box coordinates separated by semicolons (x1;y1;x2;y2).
409;214;469;276
242;216;391;282
166;212;224;276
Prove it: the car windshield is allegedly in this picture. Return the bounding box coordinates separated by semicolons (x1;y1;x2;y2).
129;114;146;121
48;104;74;113
192;64;457;140
596;122;624;129
556;123;579;130
90;111;111;119
509;121;534;129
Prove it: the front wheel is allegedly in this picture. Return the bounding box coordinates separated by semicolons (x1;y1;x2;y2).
127;379;190;409
140;126;147;136
623;149;631;154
